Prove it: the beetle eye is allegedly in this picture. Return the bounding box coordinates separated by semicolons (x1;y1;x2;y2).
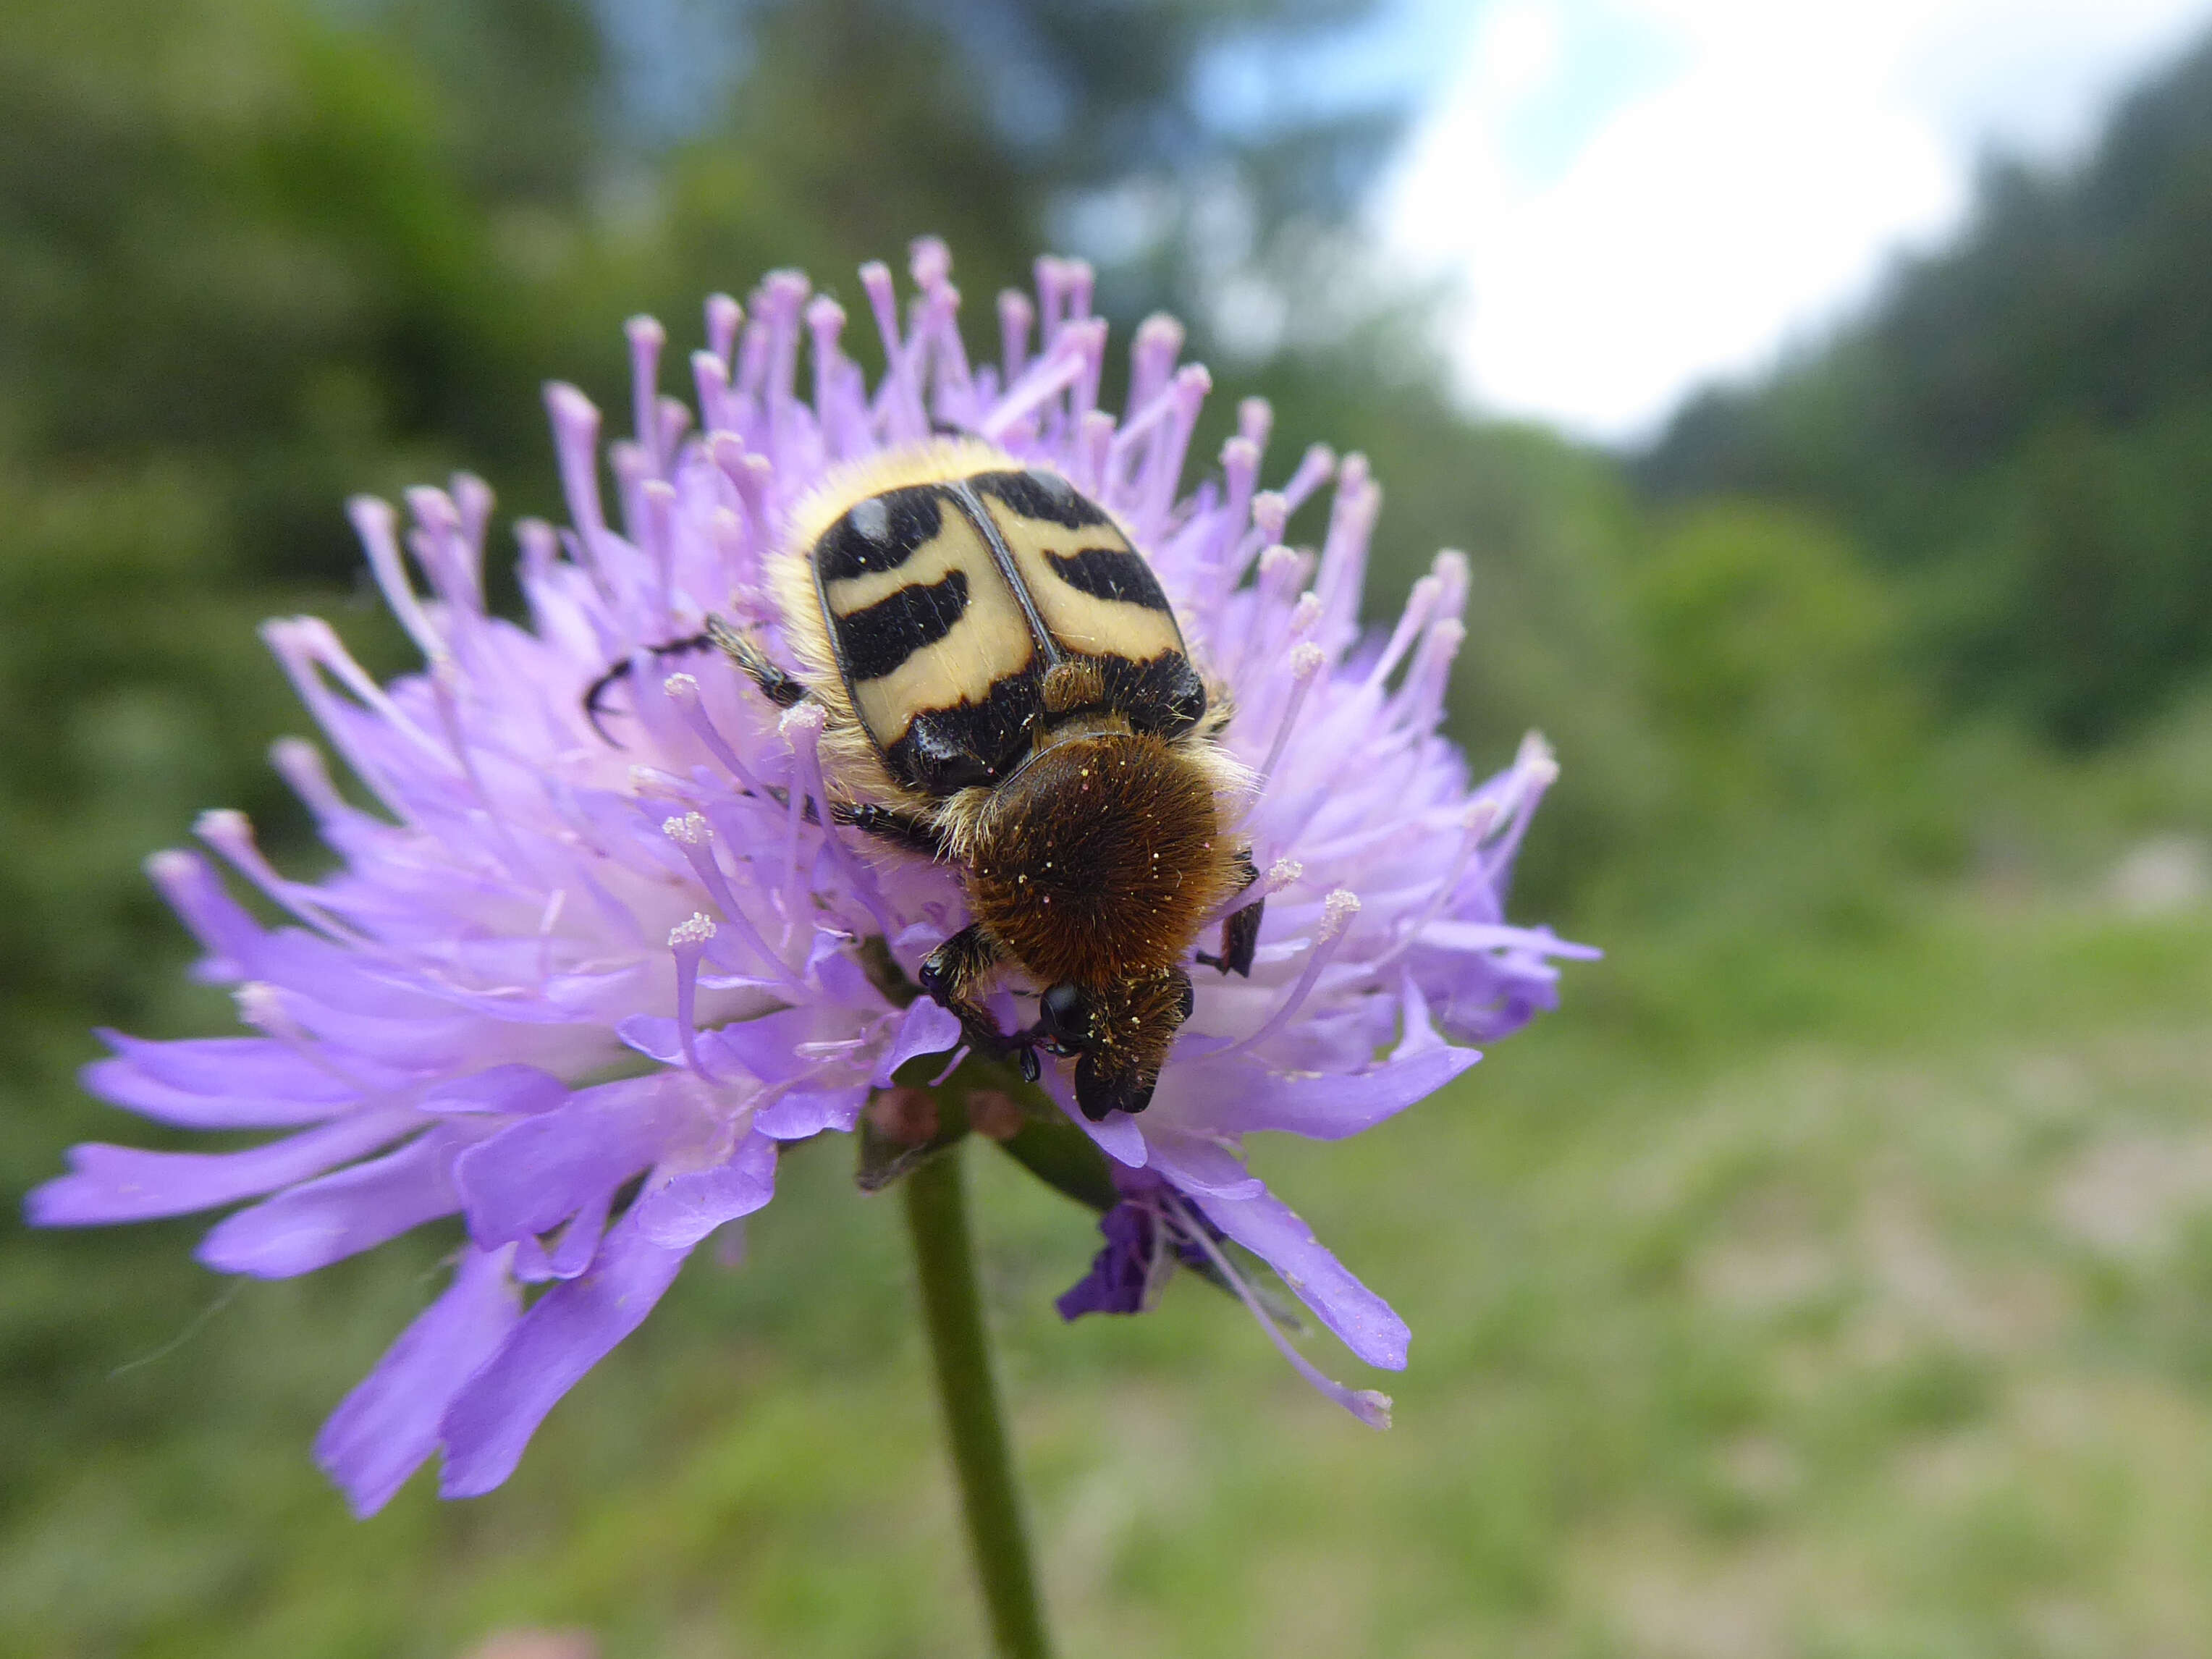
1038;982;1093;1046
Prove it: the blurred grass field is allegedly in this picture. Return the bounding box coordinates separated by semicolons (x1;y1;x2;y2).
12;885;2212;1659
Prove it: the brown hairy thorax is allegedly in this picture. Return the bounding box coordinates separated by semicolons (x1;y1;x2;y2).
963;730;1242;989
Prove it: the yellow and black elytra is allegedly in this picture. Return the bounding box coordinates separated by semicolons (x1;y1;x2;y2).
719;438;1264;1120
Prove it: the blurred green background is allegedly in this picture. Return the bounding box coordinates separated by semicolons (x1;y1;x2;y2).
9;2;2212;1654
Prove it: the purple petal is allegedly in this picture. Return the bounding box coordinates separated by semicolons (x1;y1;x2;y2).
614;1015;683;1065
1041;1071;1149;1166
80;1058;352;1130
315;1246;519;1518
706;1008;819;1084
420;1065;570;1116
1175;1045;1481;1141
633;1131;778;1248
197;1129;466;1277
1191;1185;1409;1370
26;1107;421;1227
147;849;264;979
753;1084;869;1140
95;1031;366;1101
1056;1204;1155;1319
874;997;963;1085
1415;918;1593;954
545;1184;615;1278
807;934;882;1006
451;1076;676;1246
1392;973;1445;1058
1087;1110;1149;1165
437;1210;691;1498
1139;1127;1266;1199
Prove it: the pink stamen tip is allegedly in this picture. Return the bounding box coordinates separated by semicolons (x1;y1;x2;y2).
910;237;952;290
145;848;198;887
269;738;348;823
233;982;294;1034
626;316;667;470
859;261;898;335
350;494;442;662
997;289;1034;380
1516;731;1559;785
514;518;557;583
195;808;249;845
544;383;607;540
453;472;492;536
705;293;743;366
692;349;733;432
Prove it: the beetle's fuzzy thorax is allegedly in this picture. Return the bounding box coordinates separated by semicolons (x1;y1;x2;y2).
962;732;1242;989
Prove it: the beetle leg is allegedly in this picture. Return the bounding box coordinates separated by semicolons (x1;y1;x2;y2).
918;924;1036;1065
706;615;808;709
1210;900;1265;976
1195;846;1264;976
582;631;717;746
830;801;946;858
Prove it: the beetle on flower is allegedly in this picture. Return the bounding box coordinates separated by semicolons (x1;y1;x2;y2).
29;241;1590;1517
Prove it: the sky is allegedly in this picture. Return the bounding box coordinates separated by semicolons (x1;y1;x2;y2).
1375;0;2212;442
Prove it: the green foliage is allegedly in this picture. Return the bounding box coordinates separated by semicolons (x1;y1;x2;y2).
1938;400;2212;744
1634;502;1911;824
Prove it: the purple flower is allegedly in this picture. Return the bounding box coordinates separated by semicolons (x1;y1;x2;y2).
30;242;1589;1513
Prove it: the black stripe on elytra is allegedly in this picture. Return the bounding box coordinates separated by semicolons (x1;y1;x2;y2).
971;468;1111;529
883;670;1045;796
1045;546;1173;612
814;484;946;581
833;570;971;683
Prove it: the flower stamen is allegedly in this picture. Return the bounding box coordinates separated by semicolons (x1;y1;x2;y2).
1169;1194;1392;1430
660;812;795;984
1253;643;1327;798
1211;888;1362;1060
662;672;770;796
667;913;718;1080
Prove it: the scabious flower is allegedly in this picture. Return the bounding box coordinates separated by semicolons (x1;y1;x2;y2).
30;241;1588;1512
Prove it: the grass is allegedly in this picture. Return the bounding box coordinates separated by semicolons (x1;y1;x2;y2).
8;891;2212;1658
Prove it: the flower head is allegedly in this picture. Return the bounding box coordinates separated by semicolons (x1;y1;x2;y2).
30;242;1589;1514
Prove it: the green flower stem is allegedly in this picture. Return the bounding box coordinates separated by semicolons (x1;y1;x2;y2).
902;1137;1055;1659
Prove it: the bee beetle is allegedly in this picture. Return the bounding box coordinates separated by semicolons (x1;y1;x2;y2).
711;439;1265;1120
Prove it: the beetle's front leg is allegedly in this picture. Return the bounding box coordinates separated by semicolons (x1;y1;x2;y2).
917;923;1043;1081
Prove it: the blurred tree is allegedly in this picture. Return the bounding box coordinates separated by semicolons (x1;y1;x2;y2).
1642;23;2212;746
